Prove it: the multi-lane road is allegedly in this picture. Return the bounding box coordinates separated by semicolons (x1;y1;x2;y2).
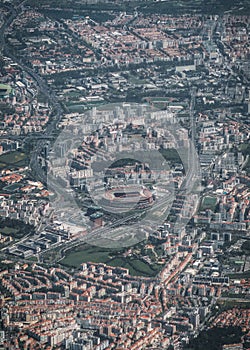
0;0;64;185
0;0;200;264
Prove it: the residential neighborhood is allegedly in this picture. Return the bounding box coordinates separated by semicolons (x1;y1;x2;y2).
0;0;249;349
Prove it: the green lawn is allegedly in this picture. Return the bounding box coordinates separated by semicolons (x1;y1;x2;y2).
28;256;38;262
0;226;18;235
0;151;29;170
0;84;12;95
0;218;34;239
64;90;82;99
3;183;22;192
150;97;170;102
229;271;250;279
61;244;116;267
244;157;250;172
108;257;161;277
159;148;183;167
151;102;167;110
67;104;87;112
239;143;250;171
200;196;217;211
61;243;162;277
128;76;148;85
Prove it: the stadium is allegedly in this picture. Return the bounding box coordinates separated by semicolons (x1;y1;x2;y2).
101;185;154;211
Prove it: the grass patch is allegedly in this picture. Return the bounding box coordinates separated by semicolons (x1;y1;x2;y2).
0;151;29;170
128;76;148;85
3;183;22;192
61;243;161;277
187;326;244;350
28;256;38;262
0;84;12;95
150;97;170;102
217;299;250;310
0;226;18;235
199;196;217;211
152;102;166;109
61;244;117;268
67;104;87;113
0;151;25;163
159;148;182;167
228;271;250;279
239;142;250;171
0;218;34;239
243;157;250;172
108;257;161;277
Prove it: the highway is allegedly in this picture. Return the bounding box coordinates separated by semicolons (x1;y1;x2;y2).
183;86;200;191
0;0;200;264
0;0;64;185
0;1;158;256
0;1;28;53
39;188;177;263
